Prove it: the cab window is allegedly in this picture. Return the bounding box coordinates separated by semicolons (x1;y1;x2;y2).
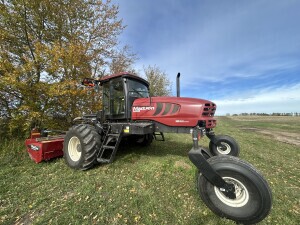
127;79;149;98
110;78;125;116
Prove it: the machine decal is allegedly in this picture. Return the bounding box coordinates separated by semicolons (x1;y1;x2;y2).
162;103;172;115
133;106;155;112
124;126;130;133
153;102;163;115
28;144;40;151
175;120;190;123
153;103;180;116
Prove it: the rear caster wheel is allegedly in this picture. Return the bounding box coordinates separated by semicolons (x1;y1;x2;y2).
209;135;240;156
197;156;272;224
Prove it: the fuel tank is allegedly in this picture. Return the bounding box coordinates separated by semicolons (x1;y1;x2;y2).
131;97;216;128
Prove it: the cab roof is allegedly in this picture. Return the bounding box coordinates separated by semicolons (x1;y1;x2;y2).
99;72;149;87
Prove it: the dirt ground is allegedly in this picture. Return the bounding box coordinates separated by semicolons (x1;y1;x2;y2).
241;127;300;146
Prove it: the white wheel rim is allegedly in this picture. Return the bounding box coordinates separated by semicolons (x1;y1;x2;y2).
68;136;82;162
214;177;249;207
217;142;231;155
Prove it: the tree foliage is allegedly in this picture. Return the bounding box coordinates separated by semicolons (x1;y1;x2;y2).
143;65;172;96
109;45;137;74
0;0;135;137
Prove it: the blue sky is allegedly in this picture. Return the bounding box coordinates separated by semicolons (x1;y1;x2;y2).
114;0;300;115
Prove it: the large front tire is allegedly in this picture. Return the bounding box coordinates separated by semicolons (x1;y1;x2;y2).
63;124;101;170
209;135;240;156
197;156;272;224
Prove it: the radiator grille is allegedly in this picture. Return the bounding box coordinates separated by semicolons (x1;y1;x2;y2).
202;103;216;117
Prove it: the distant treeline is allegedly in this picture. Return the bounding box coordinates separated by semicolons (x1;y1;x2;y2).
226;113;300;116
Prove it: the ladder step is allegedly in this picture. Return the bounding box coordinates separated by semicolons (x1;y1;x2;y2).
102;145;115;150
108;134;119;137
97;146;114;163
97;158;110;163
97;126;123;164
154;132;165;141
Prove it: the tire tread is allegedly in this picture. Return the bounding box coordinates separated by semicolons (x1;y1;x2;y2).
64;124;101;170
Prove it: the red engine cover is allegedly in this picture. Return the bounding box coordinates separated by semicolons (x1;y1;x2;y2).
131;97;216;128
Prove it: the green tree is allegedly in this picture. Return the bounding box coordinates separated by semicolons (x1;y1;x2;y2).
0;0;134;137
143;65;172;96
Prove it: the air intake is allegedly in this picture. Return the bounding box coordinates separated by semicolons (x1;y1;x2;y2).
202;103;216;117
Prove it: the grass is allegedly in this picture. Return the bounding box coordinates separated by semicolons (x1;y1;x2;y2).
0;116;299;224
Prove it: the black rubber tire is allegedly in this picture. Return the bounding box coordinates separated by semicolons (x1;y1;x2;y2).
63;124;101;170
197;156;272;224
135;134;153;146
209;135;240;157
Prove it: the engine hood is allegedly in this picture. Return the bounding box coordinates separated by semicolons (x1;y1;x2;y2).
131;97;216;128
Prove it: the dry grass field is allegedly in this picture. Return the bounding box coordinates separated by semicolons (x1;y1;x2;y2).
0;116;299;224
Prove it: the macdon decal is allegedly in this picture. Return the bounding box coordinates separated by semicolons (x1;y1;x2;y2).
133;106;155;112
28;144;40;151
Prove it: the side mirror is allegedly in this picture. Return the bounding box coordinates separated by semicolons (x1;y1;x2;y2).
81;78;100;92
82;78;95;87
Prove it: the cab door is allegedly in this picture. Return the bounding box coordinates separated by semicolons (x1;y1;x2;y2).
102;77;126;120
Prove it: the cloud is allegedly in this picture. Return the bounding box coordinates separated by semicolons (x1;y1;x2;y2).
214;83;300;115
159;1;300;83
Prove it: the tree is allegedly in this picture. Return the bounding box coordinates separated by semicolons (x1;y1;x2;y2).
0;0;135;137
109;45;137;74
143;65;172;96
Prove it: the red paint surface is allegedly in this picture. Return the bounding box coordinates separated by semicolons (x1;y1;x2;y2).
25;132;64;163
132;97;216;128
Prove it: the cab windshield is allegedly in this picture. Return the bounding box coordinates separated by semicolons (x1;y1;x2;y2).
127;79;149;98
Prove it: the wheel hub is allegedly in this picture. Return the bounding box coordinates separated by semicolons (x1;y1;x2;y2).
217;142;231;154
214;177;249;207
68;136;82;162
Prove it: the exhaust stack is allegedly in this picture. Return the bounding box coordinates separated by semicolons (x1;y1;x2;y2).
176;73;180;97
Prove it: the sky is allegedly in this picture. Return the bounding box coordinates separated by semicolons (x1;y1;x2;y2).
114;0;300;115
